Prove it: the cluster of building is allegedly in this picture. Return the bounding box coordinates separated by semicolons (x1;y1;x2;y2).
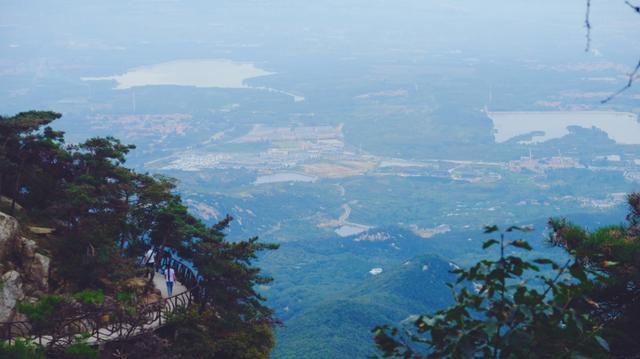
158;123;374;177
507;155;582;174
154;122;640;196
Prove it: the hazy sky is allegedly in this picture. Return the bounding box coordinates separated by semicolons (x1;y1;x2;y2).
1;0;638;65
1;0;638;121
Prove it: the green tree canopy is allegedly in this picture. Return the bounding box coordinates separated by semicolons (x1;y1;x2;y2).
0;111;278;357
374;195;640;358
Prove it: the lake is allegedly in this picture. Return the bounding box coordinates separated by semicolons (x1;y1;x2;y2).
82;59;274;89
488;111;640;144
335;223;370;237
254;172;317;185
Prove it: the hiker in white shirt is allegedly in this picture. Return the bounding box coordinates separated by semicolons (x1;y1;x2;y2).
165;264;176;297
143;247;156;279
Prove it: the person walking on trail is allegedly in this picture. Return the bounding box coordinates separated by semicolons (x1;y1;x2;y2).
143;247;156;279
165;264;176;297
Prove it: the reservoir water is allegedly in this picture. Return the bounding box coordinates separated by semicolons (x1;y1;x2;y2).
488;111;640;144
254;172;317;185
82;59;274;89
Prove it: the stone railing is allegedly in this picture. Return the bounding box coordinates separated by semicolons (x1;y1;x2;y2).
0;252;200;351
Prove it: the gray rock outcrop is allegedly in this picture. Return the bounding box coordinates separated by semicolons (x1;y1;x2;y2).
29;253;50;292
0;270;25;322
14;236;50;292
0;212;19;262
0;211;52;322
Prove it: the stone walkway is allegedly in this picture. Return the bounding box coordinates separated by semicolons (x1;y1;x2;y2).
153;272;187;298
25;274;191;348
81;275;190;345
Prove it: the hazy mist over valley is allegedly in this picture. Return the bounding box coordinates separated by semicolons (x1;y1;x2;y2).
2;0;640;357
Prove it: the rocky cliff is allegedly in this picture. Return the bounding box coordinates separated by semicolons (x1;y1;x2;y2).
0;211;51;322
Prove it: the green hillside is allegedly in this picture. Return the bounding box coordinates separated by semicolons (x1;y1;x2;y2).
274;254;456;358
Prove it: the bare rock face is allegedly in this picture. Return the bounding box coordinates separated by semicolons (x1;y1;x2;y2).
0;212;52;315
0;270;25;322
11;232;51;294
16;236;37;259
28;253;50;292
0;212;19;262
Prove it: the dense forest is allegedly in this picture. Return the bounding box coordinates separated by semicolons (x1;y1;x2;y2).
0;111;278;358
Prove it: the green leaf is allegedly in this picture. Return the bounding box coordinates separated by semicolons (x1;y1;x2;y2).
509;240;532;251
594;336;610;352
569;263;588;283
533;258;560;269
506;225;534;232
482;318;499;336
483;225;499;233
533;258;552;264
482;239;499;249
513;286;527;304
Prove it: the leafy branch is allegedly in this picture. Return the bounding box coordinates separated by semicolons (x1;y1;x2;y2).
373;225;608;358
